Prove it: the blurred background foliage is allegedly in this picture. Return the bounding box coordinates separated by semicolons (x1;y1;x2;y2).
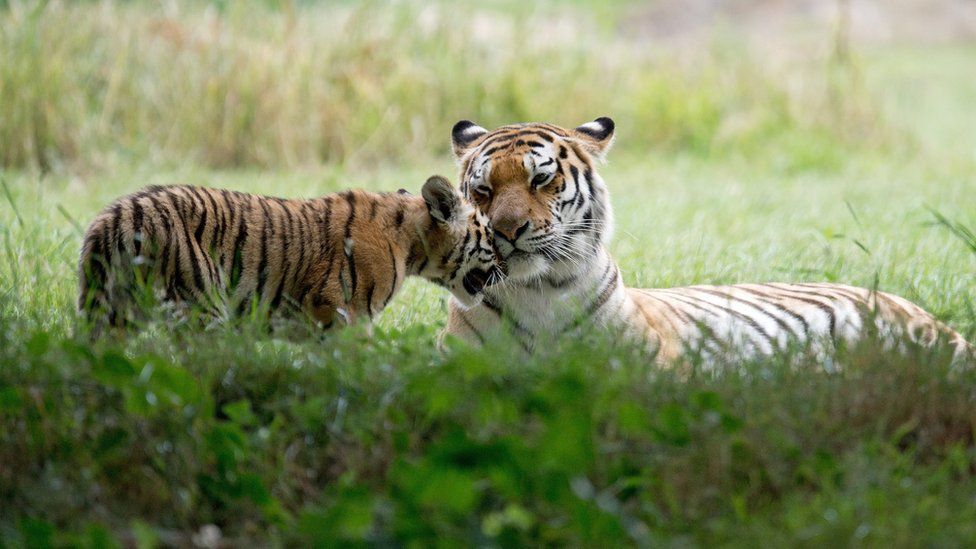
1;0;893;172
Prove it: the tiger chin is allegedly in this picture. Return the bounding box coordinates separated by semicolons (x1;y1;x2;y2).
77;175;503;335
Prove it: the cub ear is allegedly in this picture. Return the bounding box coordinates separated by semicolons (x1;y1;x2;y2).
572;116;615;161
451;120;489;160
422;175;462;224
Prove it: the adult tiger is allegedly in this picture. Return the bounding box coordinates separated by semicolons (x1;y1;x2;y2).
79;176;502;332
445;118;972;362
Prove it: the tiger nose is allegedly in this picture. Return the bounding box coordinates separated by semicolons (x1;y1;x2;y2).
492;219;530;243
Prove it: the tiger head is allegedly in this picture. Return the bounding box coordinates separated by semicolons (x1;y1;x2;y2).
417;175;504;306
450;118;616;283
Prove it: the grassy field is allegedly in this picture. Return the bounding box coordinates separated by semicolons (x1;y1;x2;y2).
2;1;976;546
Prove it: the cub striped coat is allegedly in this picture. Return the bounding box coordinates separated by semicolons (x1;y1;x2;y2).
445;118;972;362
78;176;501;331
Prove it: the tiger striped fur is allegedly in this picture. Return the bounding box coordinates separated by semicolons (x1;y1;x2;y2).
78;176;502;332
445;118;972;362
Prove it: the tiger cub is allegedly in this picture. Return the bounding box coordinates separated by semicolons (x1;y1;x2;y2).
78;176;502;331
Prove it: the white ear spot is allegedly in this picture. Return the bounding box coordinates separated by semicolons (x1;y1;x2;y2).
577;121;603;133
574;117;615;141
452;120;489;158
457;124;487;140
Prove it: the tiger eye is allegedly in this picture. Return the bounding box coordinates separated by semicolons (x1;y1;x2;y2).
531;173;550;188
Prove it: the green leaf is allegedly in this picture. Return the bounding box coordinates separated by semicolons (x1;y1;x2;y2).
656;404;691;446
25;331;49;357
93;352;136;386
692;390;722;411
418;468;478;515
0;385;22;411
130;520;158;549
19;517;54;549
223;399;256;426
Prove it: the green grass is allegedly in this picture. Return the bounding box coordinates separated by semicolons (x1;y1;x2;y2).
2;1;976;546
0;0;876;171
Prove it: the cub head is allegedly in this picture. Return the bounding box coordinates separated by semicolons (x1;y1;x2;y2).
450;118;616;283
417;175;504;306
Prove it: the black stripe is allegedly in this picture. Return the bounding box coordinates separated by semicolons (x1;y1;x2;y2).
734;286;811;339
634;292;685;338
519;129;556;142
582;168;595;201
639;290;692;323
343;192;358;299
798;283;879;316
585;263;617;310
394;205;405;228
146;194;173;287
482;296;502;316
288;203;309;297
169;229;185;300
365;282;376;317
662;291;775;350
271;202;297;308
479;296;533;346
318;198;334;256
467;228;482;264
254;200;272;300
194;203;208;244
414;256;428;274
382;242;400;308
562;262;616;334
131;198;144;256
315;248;339;307
109;203;124;255
568;143;590;164
186;188;217;286
216;189;236;270
177;198;206;296
761;284;838;338
537;123;570;136
694;287;800;341
642;292;727;356
202;188;224;251
86;233;106;294
457;312;485;345
475;131;520;152
230;200;249;289
289;204;315;308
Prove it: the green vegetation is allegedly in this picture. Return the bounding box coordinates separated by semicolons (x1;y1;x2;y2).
2;1;975;546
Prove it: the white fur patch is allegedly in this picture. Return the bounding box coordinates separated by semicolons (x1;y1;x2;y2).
577;121;606;134
460;124;488;138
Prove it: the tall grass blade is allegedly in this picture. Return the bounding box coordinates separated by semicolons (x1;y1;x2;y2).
57;204;84;237
0;176;23;228
929;208;976;255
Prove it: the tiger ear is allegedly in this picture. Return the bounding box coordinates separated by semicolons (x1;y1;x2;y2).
421;175;462;224
451;120;489;160
572;117;615;161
